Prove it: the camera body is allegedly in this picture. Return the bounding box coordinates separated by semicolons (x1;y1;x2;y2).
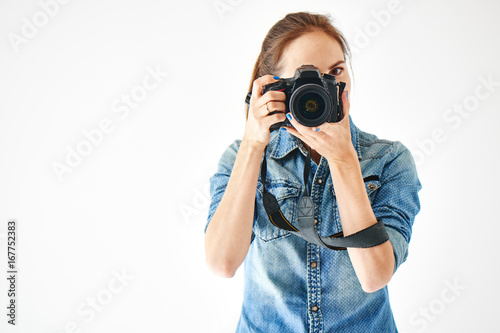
261;65;346;131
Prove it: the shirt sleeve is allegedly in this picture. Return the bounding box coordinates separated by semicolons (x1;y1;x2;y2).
371;141;422;272
204;140;241;234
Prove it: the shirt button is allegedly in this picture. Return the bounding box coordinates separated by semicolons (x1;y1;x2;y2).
316;178;323;184
312;305;318;312
314;218;318;225
311;262;317;268
368;183;376;191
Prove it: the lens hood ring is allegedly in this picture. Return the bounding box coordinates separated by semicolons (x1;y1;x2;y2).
289;84;333;127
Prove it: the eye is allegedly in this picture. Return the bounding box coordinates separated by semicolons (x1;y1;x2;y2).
329;67;343;76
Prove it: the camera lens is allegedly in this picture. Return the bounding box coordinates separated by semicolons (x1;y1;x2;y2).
290;84;333;127
298;93;324;118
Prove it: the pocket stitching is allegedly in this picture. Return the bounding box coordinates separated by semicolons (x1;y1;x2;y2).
255;179;301;242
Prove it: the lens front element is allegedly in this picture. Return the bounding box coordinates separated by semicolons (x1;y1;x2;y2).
298;93;324;118
290;84;333;127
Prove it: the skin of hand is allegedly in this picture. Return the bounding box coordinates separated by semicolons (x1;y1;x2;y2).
282;90;356;166
243;75;287;150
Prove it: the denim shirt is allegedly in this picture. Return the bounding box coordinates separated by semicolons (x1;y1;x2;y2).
206;116;422;333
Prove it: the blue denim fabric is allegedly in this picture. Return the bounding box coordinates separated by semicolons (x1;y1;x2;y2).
206;116;422;333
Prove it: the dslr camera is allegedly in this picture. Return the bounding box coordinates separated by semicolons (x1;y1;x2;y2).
246;65;346;131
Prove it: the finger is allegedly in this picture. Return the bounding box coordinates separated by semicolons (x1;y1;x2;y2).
281;126;314;148
256;91;286;108
253;102;284;119
285;114;320;147
264;112;287;129
251;75;280;100
286;113;318;138
264;101;286;113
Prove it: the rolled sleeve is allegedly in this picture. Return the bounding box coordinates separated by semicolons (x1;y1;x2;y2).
371;141;422;272
204;140;240;234
385;226;408;273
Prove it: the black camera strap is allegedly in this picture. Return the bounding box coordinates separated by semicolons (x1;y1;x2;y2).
260;146;389;250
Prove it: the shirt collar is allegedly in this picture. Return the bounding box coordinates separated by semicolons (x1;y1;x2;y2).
267;115;362;160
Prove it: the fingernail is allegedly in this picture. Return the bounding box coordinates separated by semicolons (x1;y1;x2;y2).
347;91;349;100
314;128;320;132
273;76;280;80
286;114;292;120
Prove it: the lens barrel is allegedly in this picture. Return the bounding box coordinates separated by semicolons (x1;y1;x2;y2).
289;84;333;127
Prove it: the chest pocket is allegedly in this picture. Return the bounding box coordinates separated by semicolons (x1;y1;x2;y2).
255;179;302;242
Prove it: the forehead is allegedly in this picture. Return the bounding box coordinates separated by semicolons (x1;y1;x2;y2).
279;30;344;73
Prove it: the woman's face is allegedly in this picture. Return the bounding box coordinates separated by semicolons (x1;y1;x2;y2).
277;30;351;94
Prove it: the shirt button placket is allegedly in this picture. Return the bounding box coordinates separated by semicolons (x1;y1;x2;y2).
307;243;322;333
309;172;323;333
309;166;325;333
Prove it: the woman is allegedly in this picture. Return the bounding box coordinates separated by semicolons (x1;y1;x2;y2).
205;12;421;332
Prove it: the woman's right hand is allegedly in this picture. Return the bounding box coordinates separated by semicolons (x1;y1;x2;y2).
242;75;287;150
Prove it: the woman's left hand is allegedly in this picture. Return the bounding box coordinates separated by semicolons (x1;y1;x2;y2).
283;90;357;165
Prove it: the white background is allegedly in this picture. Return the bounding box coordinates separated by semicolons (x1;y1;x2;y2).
1;0;499;332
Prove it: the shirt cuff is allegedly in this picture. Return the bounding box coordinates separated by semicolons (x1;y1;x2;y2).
385;226;409;273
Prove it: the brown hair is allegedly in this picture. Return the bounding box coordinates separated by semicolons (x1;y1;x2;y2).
246;12;352;118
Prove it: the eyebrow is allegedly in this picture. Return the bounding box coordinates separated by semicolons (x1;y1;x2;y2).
328;60;346;70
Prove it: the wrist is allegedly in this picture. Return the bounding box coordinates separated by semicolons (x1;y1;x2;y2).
240;139;267;154
326;147;359;170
